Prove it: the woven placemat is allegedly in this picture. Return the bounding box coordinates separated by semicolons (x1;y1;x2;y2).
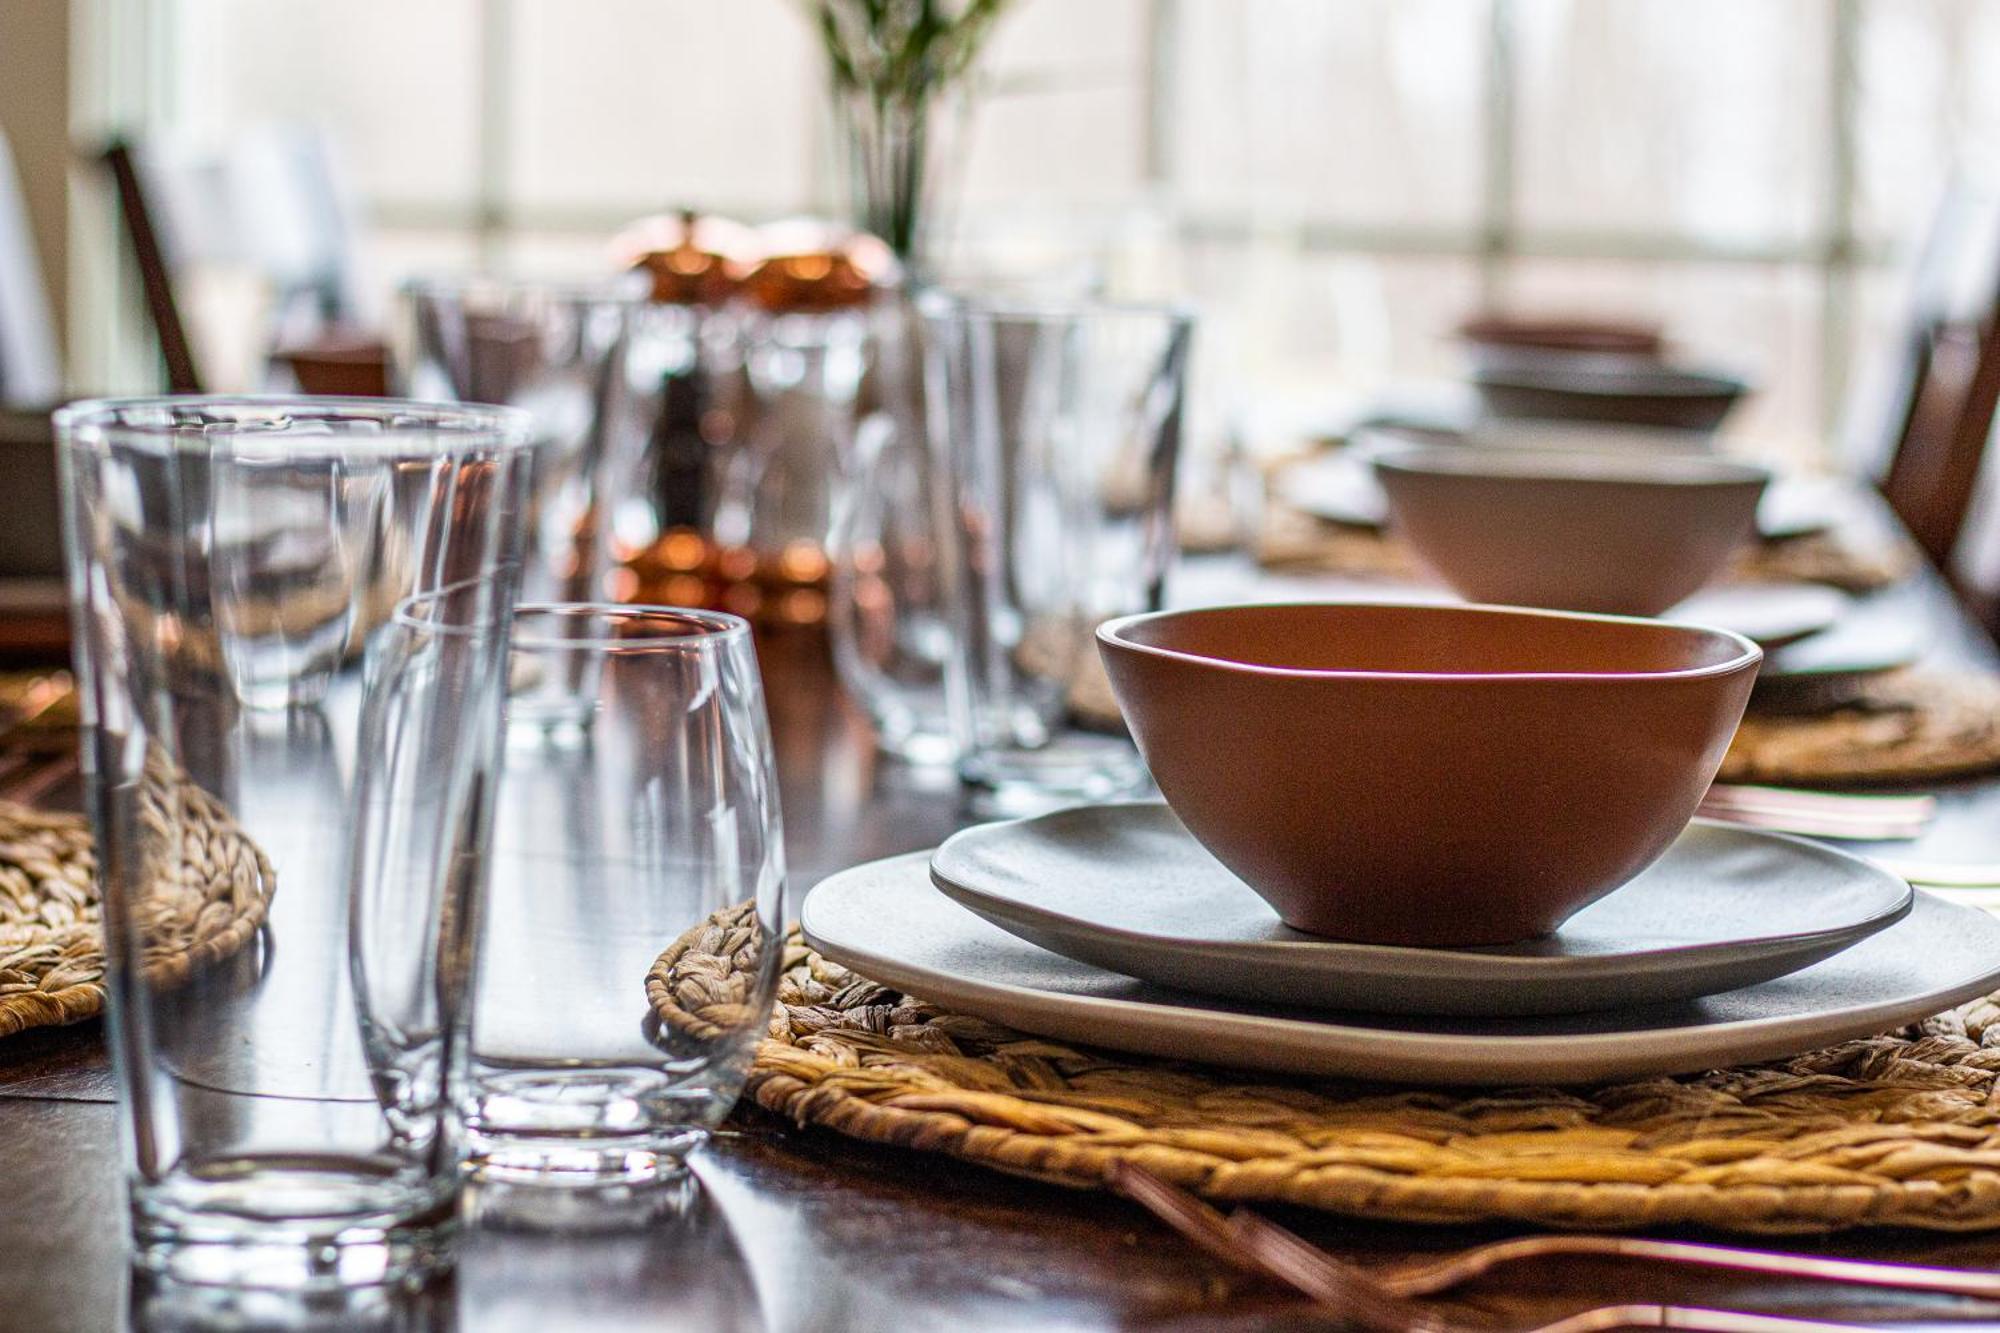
1729;529;1918;594
0;754;276;1037
1721;669;2000;785
654;905;2000;1234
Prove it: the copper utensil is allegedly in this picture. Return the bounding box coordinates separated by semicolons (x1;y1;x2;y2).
1378;1233;2000;1302
1110;1164;1868;1333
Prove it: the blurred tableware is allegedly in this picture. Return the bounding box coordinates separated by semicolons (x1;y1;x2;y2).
1467;417;1716;454
1673;584;1848;651
829;393;958;764
274;331;394;397
924;292;1193;811
468;605;783;1193
802;854;2000;1084
58;396;538;1288
713;304;870;610
1754;474;1855;542
611;208;759;307
1456;313;1665;366
1471;360;1750;433
929;803;1910;1016
1098;603;1758;946
1281;439;1813;539
1748;602;1927;715
405;274;648;605
1374;446;1769;616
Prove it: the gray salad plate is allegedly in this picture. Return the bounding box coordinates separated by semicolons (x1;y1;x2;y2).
926;804;1913;1017
802;853;1995;1086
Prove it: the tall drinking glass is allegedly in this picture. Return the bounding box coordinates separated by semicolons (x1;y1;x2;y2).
466;605;784;1197
922;294;1194;810
57;397;539;1288
404;276;647;605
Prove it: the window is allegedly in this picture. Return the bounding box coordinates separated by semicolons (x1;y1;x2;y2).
139;0;2000;454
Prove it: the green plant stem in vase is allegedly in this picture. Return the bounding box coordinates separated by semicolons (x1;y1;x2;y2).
803;0;1013;276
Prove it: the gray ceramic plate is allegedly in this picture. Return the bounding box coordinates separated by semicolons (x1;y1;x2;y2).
802;855;1997;1085
926;804;1913;1016
1749;594;1928;714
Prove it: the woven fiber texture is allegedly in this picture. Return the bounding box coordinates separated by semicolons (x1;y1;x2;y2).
1722;670;2000;785
1730;530;1916;594
0;755;275;1037
651;907;2000;1234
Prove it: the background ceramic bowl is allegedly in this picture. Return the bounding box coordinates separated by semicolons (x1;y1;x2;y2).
1097;603;1760;948
1471;361;1749;432
1374;446;1770;616
1456;315;1667;378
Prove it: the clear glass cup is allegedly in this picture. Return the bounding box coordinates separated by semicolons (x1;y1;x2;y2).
56;397;540;1289
827;299;960;764
921;293;1195;811
465;604;784;1197
404;275;649;606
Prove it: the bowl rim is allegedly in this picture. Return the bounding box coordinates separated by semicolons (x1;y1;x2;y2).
1097;601;1763;684
1372;444;1772;489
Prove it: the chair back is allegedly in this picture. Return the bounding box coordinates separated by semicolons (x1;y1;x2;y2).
1874;180;2000;570
102;125;382;394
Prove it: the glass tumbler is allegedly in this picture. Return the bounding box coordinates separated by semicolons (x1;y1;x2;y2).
466;605;784;1193
404;275;648;605
826;296;957;764
921;294;1194;810
56;397;539;1288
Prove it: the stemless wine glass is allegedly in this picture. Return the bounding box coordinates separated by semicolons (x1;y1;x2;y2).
404;275;649;606
464;604;784;1200
58;397;539;1289
922;293;1194;811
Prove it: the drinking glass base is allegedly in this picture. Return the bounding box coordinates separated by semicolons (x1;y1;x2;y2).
959;739;1152;816
130;1157;458;1291
463;1156;698;1232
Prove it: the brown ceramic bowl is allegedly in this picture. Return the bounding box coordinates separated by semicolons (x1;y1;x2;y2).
1097;603;1760;947
1464;316;1664;364
1472;361;1749;432
1375;446;1770;616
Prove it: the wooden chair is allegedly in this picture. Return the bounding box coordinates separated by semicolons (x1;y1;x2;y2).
100;126;391;396
1874;181;2000;574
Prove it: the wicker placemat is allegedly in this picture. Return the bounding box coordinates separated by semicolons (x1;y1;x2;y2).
0;754;276;1037
1721;669;2000;786
1729;530;1918;594
653;905;2000;1233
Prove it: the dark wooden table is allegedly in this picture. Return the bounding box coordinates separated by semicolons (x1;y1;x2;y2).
9;553;2000;1332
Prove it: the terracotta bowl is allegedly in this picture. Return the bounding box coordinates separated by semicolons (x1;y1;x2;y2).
1375;446;1770;616
1097;603;1760;947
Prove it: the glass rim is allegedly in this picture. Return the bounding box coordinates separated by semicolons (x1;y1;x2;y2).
914;287;1196;329
400;270;651;305
510;603;752;653
391;594;753;653
54;394;539;456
